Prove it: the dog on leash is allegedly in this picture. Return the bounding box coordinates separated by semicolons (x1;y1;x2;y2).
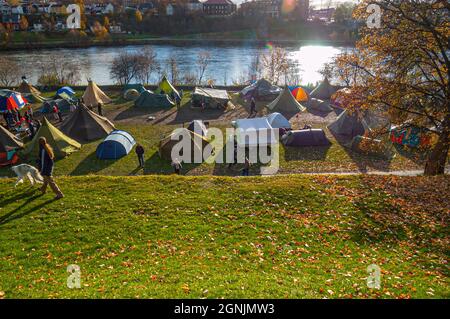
11;164;44;187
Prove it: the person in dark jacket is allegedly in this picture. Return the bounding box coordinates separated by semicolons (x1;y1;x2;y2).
97;102;103;116
28;120;35;139
38;137;64;199
242;156;250;176
249;97;257;118
135;144;145;168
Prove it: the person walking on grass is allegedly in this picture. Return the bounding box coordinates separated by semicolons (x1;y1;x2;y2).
38;137;64;199
242;156;250;176
135;144;145;169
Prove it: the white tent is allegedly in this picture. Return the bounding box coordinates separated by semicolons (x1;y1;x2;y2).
232;115;283;147
266;112;291;129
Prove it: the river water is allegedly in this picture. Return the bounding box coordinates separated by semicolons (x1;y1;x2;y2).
2;43;347;86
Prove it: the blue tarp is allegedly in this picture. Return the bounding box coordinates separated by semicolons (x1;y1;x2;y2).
96;130;136;160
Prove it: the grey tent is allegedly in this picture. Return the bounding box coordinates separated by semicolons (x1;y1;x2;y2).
308;98;334;113
0;125;23;152
310;78;337;100
41;99;73;113
266;87;306;117
134;90;175;109
240;79;282;101
327;109;368;139
187;120;208;136
60;105;115;142
192;87;229;108
282;129;331;147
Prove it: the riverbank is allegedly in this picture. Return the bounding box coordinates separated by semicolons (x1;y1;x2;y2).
0;32;356;52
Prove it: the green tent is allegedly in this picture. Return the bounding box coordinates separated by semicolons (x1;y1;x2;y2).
266;87;306;117
0;125;23;152
124;84;146;94
60;105;115;142
23;117;81;158
308;98;334;113
134;90;175;109
154;76;180;100
310;77;337;100
327;109;367;138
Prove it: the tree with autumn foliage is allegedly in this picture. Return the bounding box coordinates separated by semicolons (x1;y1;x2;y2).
331;0;449;175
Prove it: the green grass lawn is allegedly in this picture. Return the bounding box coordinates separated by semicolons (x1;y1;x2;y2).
0;174;448;298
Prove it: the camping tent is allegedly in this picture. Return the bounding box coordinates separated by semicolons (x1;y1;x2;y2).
187;120;208;136
0;90;27;113
60;105;115;142
240;79;281;101
124;89;141;101
232;117;278;147
17;80;41;96
282;129;330;147
96;130;136;159
124;84;146;94
0;125;23;152
266;87;306;117
154;76;180;100
57;86;75;97
310;78;336;100
266;112;291;129
327;109;367;139
40;99;73;113
134;90;175;109
192;87;229;108
23;117;81;158
158;128;210;162
288;86;309;102
17;80;44;103
96;130;136;160
82;80;112;107
0;125;22;166
308;98;334;113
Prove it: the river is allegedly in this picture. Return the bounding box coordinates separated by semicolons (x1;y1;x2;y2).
2;43;347;86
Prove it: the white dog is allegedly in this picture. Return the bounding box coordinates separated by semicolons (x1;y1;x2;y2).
11;164;44;187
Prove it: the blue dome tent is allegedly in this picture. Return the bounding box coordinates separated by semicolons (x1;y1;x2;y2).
96;130;136;160
57;86;76;97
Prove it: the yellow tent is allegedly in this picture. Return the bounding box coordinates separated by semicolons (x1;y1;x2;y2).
154;76;180;100
23;117;81;158
82;80;112;107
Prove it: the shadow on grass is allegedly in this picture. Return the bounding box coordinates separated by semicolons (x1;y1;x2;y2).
143;152;202;175
283;144;331;161
0;193;56;226
70;151;115;176
393;143;427;166
330;132;393;173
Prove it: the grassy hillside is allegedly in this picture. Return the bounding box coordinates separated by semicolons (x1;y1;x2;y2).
0;175;448;298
